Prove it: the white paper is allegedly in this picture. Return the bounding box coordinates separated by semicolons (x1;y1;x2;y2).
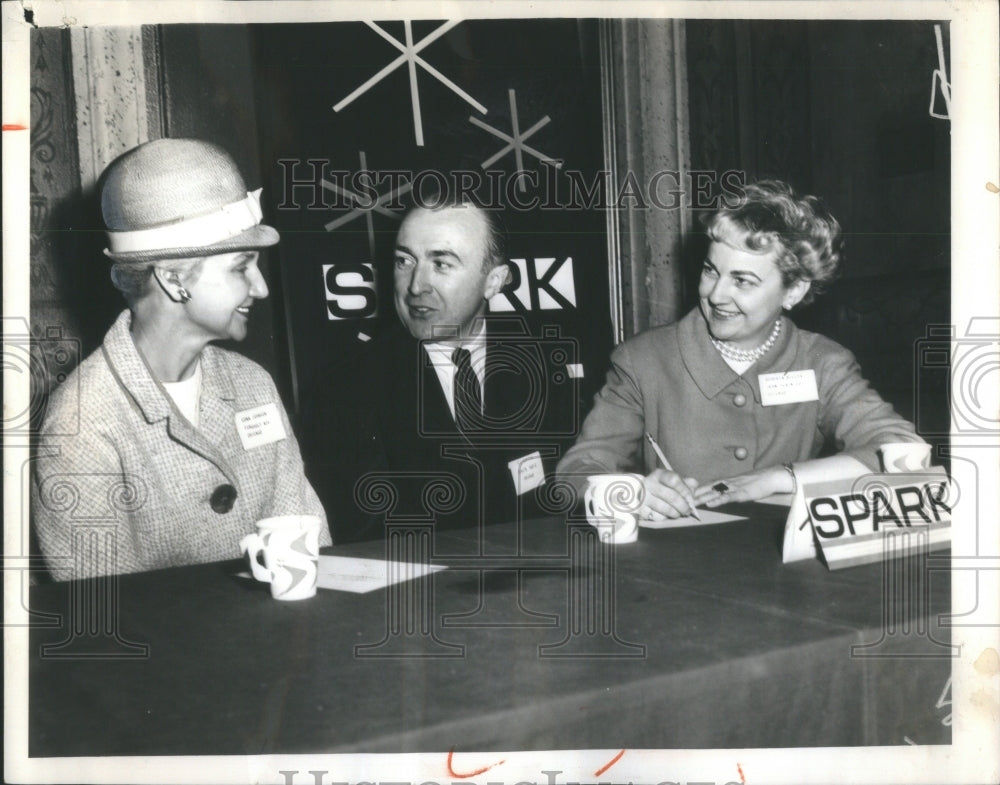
639;508;746;528
317;555;446;593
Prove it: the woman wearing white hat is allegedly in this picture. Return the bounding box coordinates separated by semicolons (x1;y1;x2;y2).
33;138;330;580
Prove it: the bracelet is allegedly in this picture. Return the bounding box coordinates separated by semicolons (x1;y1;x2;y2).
781;462;797;495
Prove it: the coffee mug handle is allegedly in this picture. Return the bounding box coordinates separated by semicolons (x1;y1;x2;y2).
240;533;273;583
584;485;596;517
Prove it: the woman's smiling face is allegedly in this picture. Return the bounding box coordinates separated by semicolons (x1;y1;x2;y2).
698;235;808;350
181;251;269;343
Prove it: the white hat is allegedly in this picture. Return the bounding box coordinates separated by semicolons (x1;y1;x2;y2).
101;138;279;263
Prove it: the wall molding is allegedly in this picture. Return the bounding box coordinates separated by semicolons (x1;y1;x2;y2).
69;26;160;192
600;18;691;341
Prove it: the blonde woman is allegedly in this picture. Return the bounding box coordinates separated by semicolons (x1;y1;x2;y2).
558;180;925;520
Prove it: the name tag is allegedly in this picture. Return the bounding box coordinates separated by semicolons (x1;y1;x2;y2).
759;370;818;406
508;451;546;496
235;403;287;450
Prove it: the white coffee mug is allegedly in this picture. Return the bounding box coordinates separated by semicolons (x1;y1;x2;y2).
240;515;321;600
879;442;933;473
584;473;645;544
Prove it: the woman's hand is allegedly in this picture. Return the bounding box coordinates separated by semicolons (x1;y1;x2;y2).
639;468;701;520
694;465;794;507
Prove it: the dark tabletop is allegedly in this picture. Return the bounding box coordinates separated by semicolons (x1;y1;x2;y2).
29;503;952;756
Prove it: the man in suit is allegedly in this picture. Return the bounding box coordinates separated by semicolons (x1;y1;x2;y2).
301;199;580;543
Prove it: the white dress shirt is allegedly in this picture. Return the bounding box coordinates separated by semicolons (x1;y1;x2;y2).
421;325;487;421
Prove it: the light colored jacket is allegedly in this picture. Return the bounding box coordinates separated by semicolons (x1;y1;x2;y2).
557;308;923;490
33;310;329;580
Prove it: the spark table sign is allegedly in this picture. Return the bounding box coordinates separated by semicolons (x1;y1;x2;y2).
786;468;953;570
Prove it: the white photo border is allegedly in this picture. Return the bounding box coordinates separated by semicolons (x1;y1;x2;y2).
4;2;998;784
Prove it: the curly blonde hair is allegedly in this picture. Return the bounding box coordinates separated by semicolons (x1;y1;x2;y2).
703;180;842;306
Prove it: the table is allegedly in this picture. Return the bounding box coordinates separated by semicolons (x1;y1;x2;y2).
29;504;952;756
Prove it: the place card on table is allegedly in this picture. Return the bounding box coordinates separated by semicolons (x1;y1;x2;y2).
783;460;952;569
782;455;871;563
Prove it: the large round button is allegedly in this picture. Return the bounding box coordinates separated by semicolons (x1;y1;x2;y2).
733;393;747;407
734;447;749;460
210;484;238;513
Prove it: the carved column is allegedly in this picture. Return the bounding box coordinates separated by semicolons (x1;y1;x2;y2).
69;26;162;191
601;19;691;339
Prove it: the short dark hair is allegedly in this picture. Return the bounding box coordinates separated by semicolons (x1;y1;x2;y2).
702;179;842;306
414;194;508;273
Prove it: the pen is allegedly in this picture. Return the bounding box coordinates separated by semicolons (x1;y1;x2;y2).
644;432;702;521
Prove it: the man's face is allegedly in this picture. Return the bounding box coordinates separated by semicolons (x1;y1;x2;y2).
393;206;505;343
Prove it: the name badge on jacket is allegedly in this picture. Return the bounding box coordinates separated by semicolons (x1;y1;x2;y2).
759;370;819;406
235;402;287;449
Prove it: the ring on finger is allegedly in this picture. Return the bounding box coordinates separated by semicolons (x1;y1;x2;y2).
712;482;730;494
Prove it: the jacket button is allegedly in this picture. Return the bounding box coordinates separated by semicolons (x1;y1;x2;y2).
734;447;749;460
210;484;238;513
733;393;747;407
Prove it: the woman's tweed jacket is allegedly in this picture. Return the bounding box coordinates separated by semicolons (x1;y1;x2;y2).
33;310;330;580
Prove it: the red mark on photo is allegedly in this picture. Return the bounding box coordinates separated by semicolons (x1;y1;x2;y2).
738;762;746;783
446;747;505;778
594;748;626;776
2;124;29;131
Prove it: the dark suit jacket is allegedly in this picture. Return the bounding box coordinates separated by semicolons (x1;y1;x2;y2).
301;319;582;543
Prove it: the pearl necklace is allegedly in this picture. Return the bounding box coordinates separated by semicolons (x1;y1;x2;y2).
711;318;782;363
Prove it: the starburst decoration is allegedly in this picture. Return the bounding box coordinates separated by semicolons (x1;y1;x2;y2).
322;151;412;259
334;20;488;147
471;89;561;193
